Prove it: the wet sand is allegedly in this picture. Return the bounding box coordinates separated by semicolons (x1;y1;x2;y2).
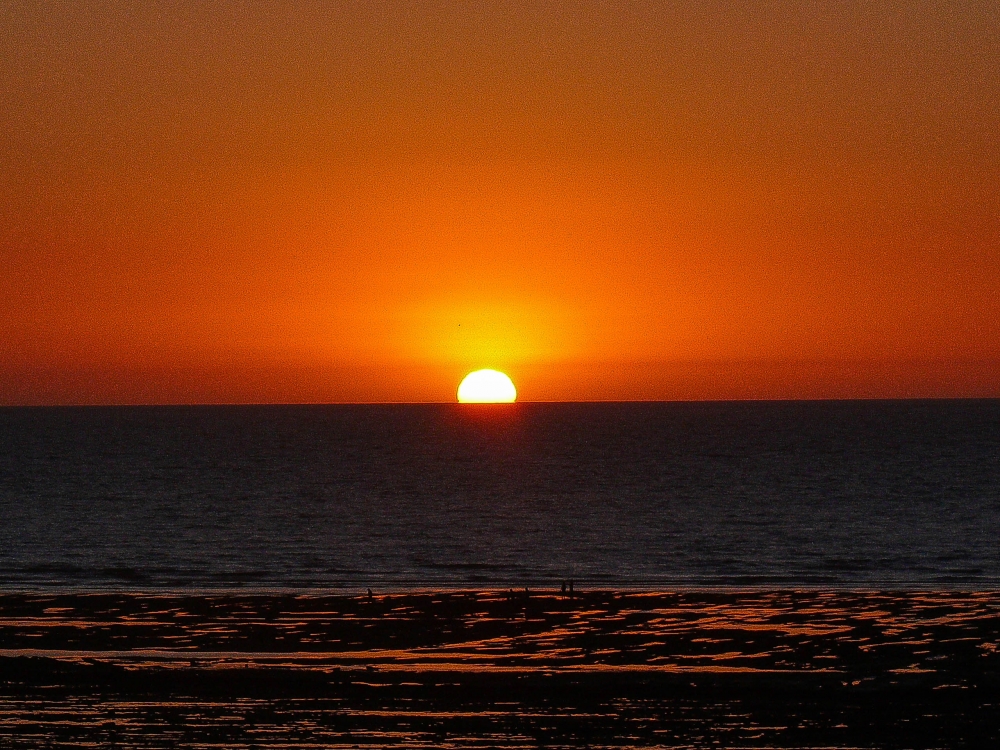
1;589;999;747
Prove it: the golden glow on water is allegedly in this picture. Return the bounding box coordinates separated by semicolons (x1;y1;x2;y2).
2;591;998;746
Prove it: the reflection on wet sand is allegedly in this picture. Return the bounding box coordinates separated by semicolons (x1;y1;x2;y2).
1;590;999;747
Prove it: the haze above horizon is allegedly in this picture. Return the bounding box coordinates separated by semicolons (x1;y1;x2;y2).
2;2;998;404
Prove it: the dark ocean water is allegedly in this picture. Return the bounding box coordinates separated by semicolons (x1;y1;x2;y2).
1;401;998;589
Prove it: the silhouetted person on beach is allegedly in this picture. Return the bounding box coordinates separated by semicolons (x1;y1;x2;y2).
367;588;373;602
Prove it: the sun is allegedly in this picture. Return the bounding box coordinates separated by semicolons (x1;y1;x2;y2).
457;370;517;403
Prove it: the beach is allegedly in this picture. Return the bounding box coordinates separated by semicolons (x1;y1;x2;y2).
2;589;999;747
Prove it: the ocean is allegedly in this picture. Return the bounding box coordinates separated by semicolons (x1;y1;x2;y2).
2;400;998;590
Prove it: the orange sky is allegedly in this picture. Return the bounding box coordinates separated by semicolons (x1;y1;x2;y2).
2;2;998;403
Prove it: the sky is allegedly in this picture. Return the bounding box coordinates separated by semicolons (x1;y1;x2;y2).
2;1;998;403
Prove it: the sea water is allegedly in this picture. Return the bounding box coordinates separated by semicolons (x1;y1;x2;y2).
1;401;998;589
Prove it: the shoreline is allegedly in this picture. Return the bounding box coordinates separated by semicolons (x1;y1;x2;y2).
2;589;999;746
3;581;1000;594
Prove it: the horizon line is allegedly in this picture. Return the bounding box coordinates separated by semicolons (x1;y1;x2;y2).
3;396;999;408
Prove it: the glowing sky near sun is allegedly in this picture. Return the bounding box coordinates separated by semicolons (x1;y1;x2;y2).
1;2;998;403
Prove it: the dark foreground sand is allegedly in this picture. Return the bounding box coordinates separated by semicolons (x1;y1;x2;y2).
1;589;999;748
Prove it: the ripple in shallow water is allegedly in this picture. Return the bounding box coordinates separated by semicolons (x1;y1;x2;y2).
1;589;999;747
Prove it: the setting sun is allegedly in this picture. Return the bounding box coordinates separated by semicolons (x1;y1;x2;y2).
457;370;517;403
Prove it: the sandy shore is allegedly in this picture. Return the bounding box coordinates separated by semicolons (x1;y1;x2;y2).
1;589;999;747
